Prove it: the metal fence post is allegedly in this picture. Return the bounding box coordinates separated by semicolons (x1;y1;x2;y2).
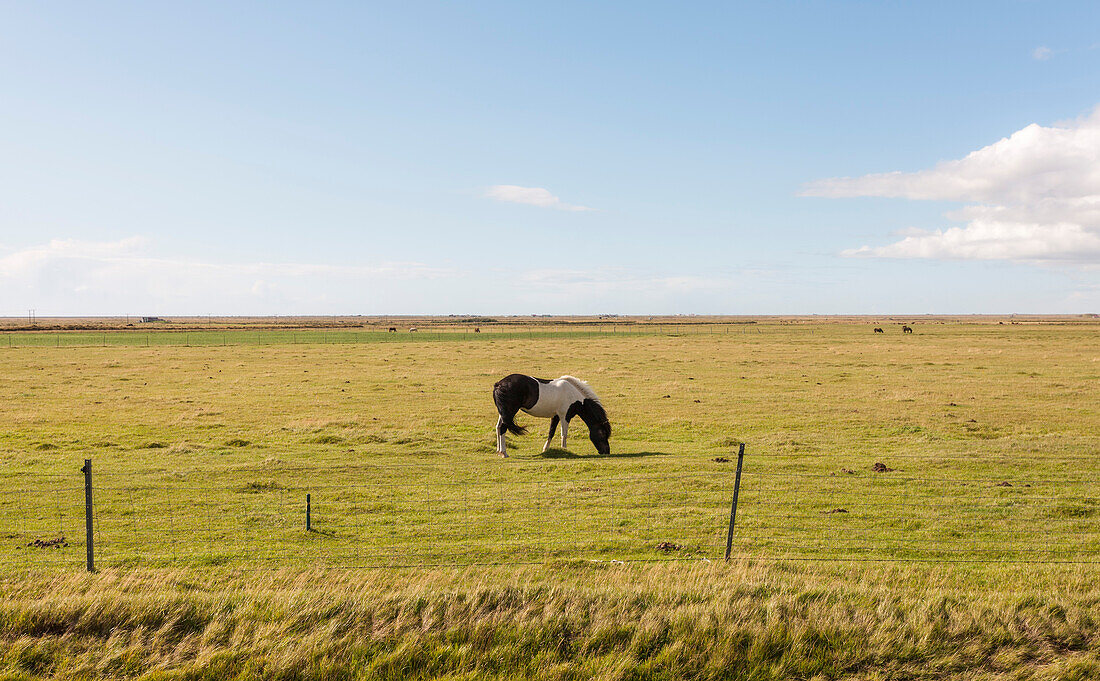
306;493;311;531
81;459;95;572
724;443;745;561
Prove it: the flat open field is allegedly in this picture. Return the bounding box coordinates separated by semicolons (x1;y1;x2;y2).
2;320;1099;679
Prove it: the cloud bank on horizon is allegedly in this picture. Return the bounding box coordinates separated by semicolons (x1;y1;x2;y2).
0;237;735;315
803;106;1100;264
0;237;453;315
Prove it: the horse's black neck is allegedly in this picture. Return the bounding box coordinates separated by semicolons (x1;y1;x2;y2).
576;398;608;430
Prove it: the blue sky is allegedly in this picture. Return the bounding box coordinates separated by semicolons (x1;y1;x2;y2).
2;1;1098;315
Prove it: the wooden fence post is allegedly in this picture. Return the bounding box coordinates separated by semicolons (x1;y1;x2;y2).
82;459;94;572
306;493;311;531
724;443;745;561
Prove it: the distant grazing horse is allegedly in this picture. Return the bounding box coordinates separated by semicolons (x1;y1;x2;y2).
874;327;884;333
388;327;396;333
902;325;913;334
409;327;418;332
493;374;611;457
474;328;481;333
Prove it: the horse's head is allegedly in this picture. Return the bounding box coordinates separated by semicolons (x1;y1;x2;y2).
589;420;611;455
580;399;611;455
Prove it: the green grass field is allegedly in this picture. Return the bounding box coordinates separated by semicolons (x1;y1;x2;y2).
2;320;1098;679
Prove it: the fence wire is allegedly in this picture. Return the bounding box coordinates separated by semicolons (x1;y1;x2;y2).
0;323;760;349
2;455;1097;570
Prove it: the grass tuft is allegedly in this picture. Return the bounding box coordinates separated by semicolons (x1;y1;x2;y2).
236;481;285;494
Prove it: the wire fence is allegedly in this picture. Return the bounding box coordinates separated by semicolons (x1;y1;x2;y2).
3;465;734;570
735;472;1100;563
0;323;772;349
3;452;1097;570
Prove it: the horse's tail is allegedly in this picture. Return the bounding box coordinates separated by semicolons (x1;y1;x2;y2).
493;386;527;435
500;413;526;436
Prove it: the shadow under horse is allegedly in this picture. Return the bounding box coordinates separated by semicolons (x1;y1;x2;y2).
537;448;667;460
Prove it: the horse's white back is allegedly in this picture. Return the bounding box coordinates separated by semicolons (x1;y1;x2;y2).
523;376;600;418
558;376;601;403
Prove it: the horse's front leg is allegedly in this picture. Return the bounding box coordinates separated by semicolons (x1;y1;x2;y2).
543;415;559;452
560;417;569;450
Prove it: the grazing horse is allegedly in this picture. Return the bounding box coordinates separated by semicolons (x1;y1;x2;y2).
388;327;396;333
874;327;884;333
474;328;481;333
409;327;418;333
493;374;611;457
902;325;913;334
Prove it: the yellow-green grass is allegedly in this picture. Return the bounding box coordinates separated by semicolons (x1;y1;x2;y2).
2;321;1098;679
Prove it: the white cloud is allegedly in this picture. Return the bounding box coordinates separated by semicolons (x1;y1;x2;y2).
804;106;1100;263
841;221;1100;261
0;237;450;281
890;226;933;238
1032;46;1053;61
484;185;592;211
0;237;150;276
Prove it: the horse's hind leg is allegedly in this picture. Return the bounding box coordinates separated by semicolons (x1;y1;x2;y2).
495;415;509;457
543;415;559;453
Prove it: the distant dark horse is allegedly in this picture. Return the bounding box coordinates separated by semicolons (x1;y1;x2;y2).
902;325;913;334
874;327;884;333
492;374;611;457
388;327;396;333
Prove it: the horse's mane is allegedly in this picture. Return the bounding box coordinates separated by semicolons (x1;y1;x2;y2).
559;376;601;405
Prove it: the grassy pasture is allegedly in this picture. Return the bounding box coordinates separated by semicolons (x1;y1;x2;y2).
2;320;1098;679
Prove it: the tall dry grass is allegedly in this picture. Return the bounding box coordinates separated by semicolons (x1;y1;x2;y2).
3;561;1098;680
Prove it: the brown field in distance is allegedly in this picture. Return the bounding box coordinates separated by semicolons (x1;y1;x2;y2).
2;313;1098;332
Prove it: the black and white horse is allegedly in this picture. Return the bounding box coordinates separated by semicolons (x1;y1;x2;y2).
492;374;611;457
